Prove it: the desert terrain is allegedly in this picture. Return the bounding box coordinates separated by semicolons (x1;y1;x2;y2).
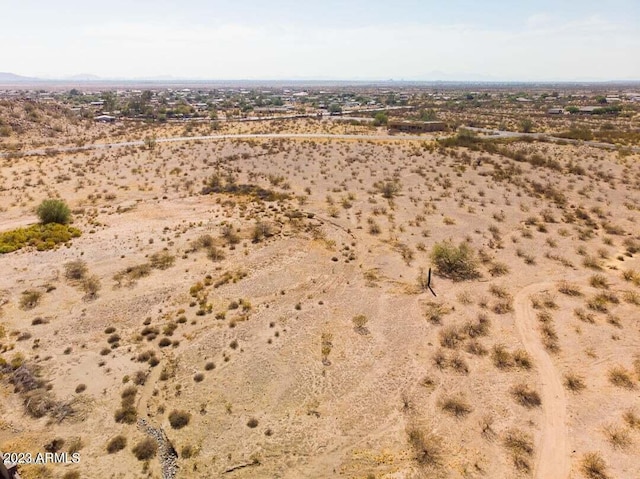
1;95;640;479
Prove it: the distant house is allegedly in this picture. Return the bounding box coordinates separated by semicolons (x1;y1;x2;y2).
547;108;564;115
388;120;446;133
94;114;116;123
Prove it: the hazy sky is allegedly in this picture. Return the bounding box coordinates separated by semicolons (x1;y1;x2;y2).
1;0;639;81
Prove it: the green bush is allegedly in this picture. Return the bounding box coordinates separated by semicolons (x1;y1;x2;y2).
36;199;71;224
430;241;479;281
0;223;81;254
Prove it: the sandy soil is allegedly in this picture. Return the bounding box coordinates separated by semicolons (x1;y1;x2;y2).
1;106;640;479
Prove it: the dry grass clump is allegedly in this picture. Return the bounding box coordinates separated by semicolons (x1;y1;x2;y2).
587;292;619;313
492;300;513;314
64;259;88;281
113;263;152;287
149;250;175;270
463;313;490;338
440;395;472;417
488;261;510;277
132;437;157;461
503;428;534;474
574;307;596;323
608;366;635;389
589;274;609;289
622;290;640;305
581;452;610;479
424;301;450;324
512;349;533;369
603;424;632;450
81;275;101;300
466;339;488;356
511;383;542;408
491;344;532;370
623;409;640;429
406;425;443;469
439;325;464;349
564;372;586;392
621;268;640;286
20;289;42;310
531;292;557;309
491;344;513;369
558;281;582;296
583;255;603;270
540;323;560;353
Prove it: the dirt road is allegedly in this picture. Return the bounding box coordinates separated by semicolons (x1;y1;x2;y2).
514;282;570;479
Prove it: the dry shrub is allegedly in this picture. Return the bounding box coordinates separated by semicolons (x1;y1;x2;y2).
511;383;541;408
430;240;480;281
424;301;449;324
564;372;586;392
574;307;595;323
106;435;127;453
540;323;560;353
512;349;533;369
150;251;175;270
608;366;635;389
440;395;472;417
406;425;443;469
439;325;464;349
132;437;157;461
623;409;640;429
503;429;534;473
589;274;609;289
449;353;469;374
491;344;513;369
558;281;581;296
492;300;513;314
581;452;610;479
488;261;510;276
20;289;42;310
64;260;87;281
466;339;488;356
168;409;191;429
603;424;631;450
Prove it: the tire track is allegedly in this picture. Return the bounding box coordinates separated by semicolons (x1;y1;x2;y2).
514;282;569;479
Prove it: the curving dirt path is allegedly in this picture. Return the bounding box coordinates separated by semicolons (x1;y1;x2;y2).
514;282;570;479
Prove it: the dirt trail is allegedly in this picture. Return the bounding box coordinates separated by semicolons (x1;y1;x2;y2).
514;282;570;479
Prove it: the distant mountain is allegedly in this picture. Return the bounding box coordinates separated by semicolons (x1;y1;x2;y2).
0;72;39;82
65;73;102;81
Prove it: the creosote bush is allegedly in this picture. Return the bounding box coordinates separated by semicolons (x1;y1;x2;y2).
132;437;157;461
106;435;127;453
430;240;479;281
168;409;191;429
37;199;71;225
